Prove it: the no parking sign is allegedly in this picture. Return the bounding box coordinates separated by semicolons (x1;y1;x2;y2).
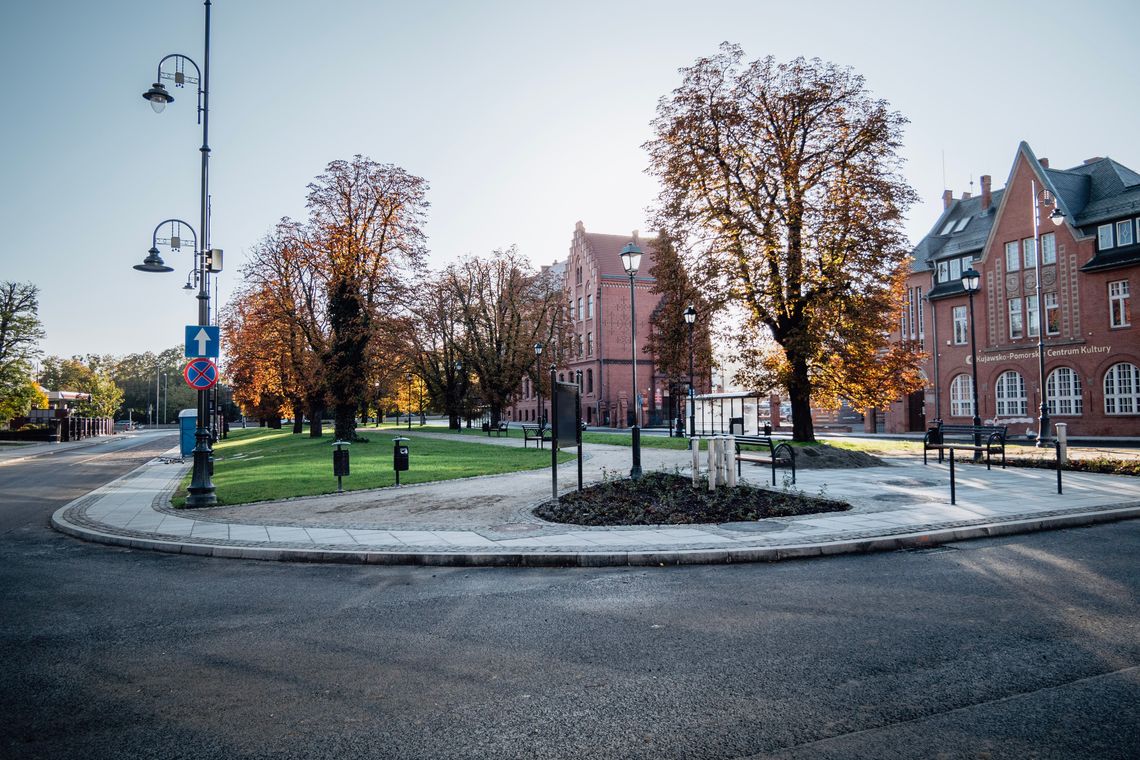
183;358;218;390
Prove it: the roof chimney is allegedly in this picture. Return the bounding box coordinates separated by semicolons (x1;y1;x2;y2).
942;189;953;209
1039;157;1049;169
961;191;972;200
980;175;992;211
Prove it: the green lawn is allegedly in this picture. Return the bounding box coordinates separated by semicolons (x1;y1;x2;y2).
173;427;573;507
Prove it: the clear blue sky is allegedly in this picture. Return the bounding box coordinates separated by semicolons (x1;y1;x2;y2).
3;0;1138;360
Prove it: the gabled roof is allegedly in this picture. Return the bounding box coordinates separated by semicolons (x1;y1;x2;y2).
574;222;659;280
909;190;1002;273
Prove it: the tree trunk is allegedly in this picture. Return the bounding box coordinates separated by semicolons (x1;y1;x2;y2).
334;402;358;442
448;412;460;430
787;356;816;442
290;397;304;434
307;396;323;438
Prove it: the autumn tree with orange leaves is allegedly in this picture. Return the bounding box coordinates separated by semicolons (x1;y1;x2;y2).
646;46;923;441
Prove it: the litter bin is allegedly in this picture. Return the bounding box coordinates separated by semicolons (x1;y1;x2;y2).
178;409;196;457
393;437;409;485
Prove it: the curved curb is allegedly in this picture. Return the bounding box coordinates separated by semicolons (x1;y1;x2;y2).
51;501;1140;567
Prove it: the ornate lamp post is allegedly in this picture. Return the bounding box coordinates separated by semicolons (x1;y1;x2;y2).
533;342;543;426
620;241;643;480
683;305;697;439
405;372;413;430
1030;180;1066;446
961;266;982;460
136;0;217;507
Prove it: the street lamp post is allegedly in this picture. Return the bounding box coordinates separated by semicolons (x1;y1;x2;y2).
683;305;696;440
620;241;643;480
137;0;217;507
961;267;982;459
1030;179;1066;447
405;372;413;430
533;343;543;427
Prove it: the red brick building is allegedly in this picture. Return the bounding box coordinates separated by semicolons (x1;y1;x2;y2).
884;142;1139;438
509;222;670;427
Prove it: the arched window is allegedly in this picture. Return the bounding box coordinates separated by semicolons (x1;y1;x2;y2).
995;371;1027;416
1047;367;1083;415
1104;362;1140;414
949;374;974;417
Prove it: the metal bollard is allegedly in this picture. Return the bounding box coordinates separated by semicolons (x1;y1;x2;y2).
1055;440;1063;495
949;448;956;505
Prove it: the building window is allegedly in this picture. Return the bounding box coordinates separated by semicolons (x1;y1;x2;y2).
1104;362;1140;414
1041;232;1056;265
1045;292;1060;335
937;261;949;283
577;297;582;321
952;305;968;345
1116;220;1134;247
1109;280;1131;327
916;288;924;343
995;371;1027;416
586;369;594;394
1026;294;1039;338
577;334;583;358
1098;224;1114;250
586;332;593;356
1047;367;1083;416
576;266;583;285
1008;298;1024;339
586;293;593;319
1005;241;1020;271
1022;237;1036;269
950;374;974;418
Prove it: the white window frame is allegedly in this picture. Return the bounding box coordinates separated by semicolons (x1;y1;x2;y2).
1104;362;1140;415
1098;224;1114;250
1044;292;1060;335
1026;294;1039;338
1109;280;1131;328
1005;241;1020;271
1041;232;1057;265
950;374;974;418
1023;237;1036;269
1008;298;1024;339
586;293;593;319
1047;367;1083;416
938;261;950;283
995;371;1027;416
1116;219;1134;247
952;305;968;345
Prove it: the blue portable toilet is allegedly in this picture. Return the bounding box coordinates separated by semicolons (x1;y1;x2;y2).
178;409;197;457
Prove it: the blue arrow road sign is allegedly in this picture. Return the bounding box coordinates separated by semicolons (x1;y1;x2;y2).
184;324;220;358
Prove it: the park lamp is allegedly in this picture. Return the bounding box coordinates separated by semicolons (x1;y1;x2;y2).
683;305;697;325
1049;207;1065;226
135;218;197;273
619;241;643;276
142;82;174;113
961;267;980;293
534;342;543;357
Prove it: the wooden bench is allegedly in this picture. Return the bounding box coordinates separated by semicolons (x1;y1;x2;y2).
482;420;510;437
733;435;796;486
923;422;1007;470
521;424;551;448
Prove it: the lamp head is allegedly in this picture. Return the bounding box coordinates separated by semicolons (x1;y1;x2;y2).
619;241;643;275
683;305;697;325
134;247;175;273
142;82;174;113
1049;207;1065;226
961;267;981;293
534;342;543;356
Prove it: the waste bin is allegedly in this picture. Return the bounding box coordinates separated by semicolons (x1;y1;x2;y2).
178;409;196;457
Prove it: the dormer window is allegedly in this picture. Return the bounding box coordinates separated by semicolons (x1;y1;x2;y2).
940;221;956;235
953;217;970;233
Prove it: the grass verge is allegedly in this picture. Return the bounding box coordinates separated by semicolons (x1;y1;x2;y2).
173;427;573;507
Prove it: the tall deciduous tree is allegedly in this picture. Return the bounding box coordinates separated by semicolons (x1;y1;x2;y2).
301;157;429;441
644;232;714;395
0;281;46;422
444;248;568;426
646;46;923;441
411;272;470;430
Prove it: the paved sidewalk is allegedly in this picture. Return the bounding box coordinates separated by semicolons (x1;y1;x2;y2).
51;433;1140;566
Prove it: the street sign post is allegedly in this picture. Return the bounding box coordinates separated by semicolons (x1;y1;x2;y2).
183;358;218;391
184;324;220;358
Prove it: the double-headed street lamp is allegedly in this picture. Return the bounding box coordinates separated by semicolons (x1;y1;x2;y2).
533;342;543;427
620;241;643;480
1030;180;1065;447
683;305;697;439
135;0;217;508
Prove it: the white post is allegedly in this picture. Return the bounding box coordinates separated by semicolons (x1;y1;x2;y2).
726;435;737;487
691;437;700;487
1055;422;1068;464
707;438;719;491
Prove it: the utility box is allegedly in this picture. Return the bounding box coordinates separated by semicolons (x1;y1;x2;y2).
178;409;196;457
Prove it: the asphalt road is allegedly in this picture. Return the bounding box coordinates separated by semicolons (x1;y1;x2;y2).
1;433;1137;759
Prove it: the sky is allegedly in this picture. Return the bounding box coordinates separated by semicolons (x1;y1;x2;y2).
3;0;1139;361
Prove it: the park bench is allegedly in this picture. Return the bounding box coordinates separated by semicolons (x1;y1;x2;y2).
521;424;551;448
923;421;1007;470
733;434;796;486
482;420;510;437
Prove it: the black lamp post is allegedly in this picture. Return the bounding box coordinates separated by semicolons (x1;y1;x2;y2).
961;267;982;458
620;241;643;480
136;0;217;508
405;372;413;430
533;342;543;426
1030;180;1066;447
683;305;697;439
